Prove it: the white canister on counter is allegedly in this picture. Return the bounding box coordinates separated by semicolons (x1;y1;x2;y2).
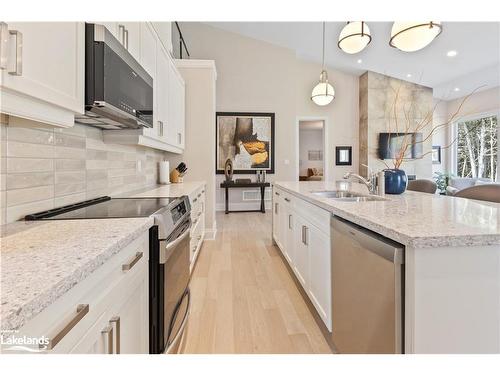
159;161;170;184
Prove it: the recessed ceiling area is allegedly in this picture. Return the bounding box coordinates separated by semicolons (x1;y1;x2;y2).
206;22;500;100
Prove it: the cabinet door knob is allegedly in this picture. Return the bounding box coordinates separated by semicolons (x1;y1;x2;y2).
118;25;125;45
8;29;22;76
101;325;114;354
109;316;121;354
122;252;143;271
44;304;89;350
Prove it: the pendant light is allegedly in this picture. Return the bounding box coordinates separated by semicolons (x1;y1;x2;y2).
338;21;372;54
389;22;442;52
311;22;335;106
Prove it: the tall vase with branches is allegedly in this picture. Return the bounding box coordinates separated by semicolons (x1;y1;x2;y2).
382;85;479;194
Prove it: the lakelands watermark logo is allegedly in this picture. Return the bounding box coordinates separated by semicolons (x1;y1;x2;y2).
1;330;50;353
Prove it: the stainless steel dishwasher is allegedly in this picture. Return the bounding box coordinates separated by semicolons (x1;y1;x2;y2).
331;216;404;354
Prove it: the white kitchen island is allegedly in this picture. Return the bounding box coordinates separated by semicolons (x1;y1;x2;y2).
273;181;500;354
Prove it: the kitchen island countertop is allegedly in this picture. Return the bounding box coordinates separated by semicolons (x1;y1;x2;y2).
274;181;500;248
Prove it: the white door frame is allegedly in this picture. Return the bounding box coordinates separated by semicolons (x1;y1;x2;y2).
295;116;329;182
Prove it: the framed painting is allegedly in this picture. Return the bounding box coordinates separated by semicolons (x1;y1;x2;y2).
335;146;352;166
432;145;441;164
216;112;275;174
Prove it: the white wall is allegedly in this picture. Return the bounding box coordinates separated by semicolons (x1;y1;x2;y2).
299;128;324;176
179;22;359;210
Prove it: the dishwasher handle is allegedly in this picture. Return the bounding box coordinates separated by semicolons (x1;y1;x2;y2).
332;216;404;264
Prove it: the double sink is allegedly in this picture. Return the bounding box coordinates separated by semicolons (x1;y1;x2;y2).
310;190;386;202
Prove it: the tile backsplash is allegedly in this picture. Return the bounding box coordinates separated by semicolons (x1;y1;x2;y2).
0;117;167;224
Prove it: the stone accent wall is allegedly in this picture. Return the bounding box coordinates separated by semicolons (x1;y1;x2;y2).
0;117;166;224
359;71;433;179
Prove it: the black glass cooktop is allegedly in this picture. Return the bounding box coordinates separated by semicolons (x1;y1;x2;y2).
25;196;178;220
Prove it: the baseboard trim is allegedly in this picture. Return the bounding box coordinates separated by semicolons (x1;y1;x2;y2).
204;223;217;240
216;203;271;212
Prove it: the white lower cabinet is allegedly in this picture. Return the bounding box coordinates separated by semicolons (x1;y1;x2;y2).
16;232;150;354
189;184;206;272
306;223;331;330
293;215;309;288
272;186;332;331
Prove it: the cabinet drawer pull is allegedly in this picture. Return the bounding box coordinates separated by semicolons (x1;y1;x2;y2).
192;197;198;203
288;214;292;230
8;29;22;76
284;197;291;202
274;202;278;214
109;316;120;354
118;24;125;45
201;190;205;194
101;325;114;354
197;193;201;198
0;22;8;70
275;191;280;196
302;226;309;246
124;29;129;50
122;252;143;271
44;304;89;349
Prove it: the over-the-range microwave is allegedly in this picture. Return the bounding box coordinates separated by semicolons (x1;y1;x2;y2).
75;23;153;130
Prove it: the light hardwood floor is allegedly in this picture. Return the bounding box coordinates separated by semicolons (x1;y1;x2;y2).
181;211;333;354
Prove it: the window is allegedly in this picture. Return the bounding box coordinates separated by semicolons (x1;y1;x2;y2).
455;113;498;181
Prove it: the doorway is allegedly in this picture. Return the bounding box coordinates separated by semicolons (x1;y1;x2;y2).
297;119;326;181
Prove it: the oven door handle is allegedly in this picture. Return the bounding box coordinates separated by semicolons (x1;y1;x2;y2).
165;289;191;354
159;222;191;264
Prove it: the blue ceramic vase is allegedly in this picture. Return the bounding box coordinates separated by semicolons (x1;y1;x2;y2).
384;169;407;194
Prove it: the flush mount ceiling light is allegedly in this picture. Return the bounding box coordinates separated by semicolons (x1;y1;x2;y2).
338;21;372;54
311;22;335;106
389;22;442;52
447;50;458;57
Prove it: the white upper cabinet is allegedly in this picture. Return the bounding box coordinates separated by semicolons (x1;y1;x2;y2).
169;59;185;149
155;42;170;144
0;22;84;127
151;22;173;54
139;23;157;140
98;22;119;40
116;22;141;63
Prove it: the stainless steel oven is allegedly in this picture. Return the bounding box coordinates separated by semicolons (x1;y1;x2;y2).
76;23;153;130
160;217;191;353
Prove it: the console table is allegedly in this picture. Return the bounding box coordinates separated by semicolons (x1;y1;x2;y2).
220;181;271;214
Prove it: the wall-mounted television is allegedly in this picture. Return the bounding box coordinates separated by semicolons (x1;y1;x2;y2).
378;132;423;160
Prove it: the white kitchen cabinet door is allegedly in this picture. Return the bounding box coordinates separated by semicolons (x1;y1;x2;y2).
108;264;149;354
155;43;170;143
168;59;185;149
151;22;173;53
0;22;84;127
117;22;141;63
307;223;332;331
284;206;296;266
293;215;309;289
98;22;119;40
140;23;157;140
69;313;111;354
273;195;282;249
139;23;157;78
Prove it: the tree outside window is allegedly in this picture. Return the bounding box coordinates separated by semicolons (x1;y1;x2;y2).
456;114;498;181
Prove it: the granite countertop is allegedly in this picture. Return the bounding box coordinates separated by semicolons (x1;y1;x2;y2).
0;217;153;333
114;181;206;199
274;181;500;248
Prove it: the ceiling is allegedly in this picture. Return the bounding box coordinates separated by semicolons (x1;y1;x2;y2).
206;22;500;100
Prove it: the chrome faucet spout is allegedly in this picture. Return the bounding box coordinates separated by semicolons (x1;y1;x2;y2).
343;172;377;194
